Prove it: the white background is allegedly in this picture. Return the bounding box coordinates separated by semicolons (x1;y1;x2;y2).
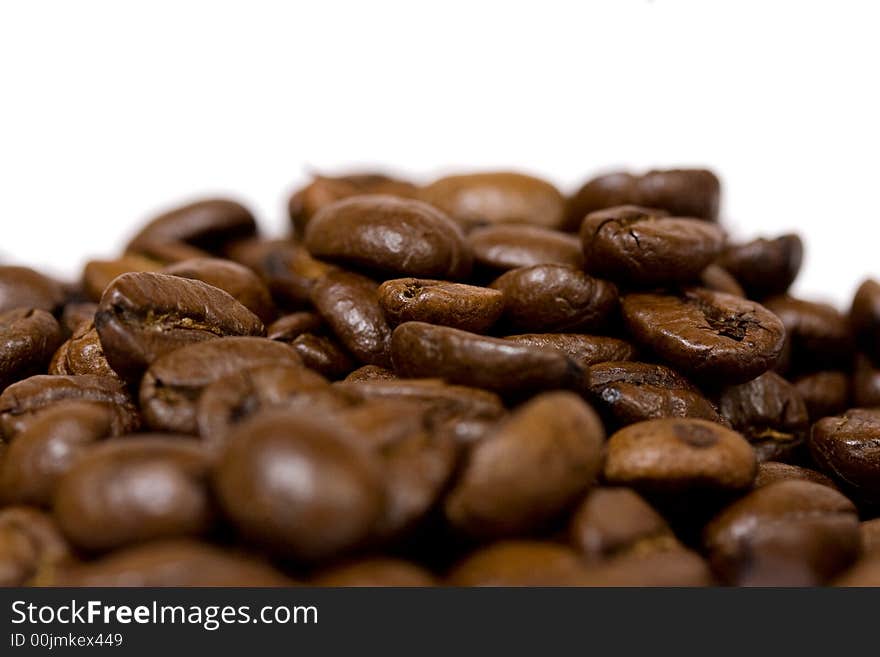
1;0;877;307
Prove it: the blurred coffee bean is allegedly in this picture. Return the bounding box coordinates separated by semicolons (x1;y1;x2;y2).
716;234;803;299
793;371;850;421
0;506;72;586
82;255;163;302
468;224;584;272
0;266;65;314
764;295;853;374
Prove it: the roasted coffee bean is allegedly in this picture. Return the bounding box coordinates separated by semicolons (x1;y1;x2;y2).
754;462;838;490
861;518;880;555
0;375;139;439
446;541;592;586
490;265;617;333
604;418;756;492
0;506;72;586
468;224;584;272
763;295;853;374
49;322;120;381
82;255;163;302
289;172;420;238
344;365;398;382
285;334;354;379
378;278;504;333
622;288;785;383
504;334;636;368
834;555;880;587
266;311;324;341
0;266;65;314
391;322;578;395
54;437;215;552
575;549;713;587
850;278;880;363
565;168;721;230
126;199;258;262
60;302;98;335
704;480;860;585
163;257;275;323
445;392;604;537
421;172;566;230
305;195;472;279
716;234;803;299
699;264;745;298
140;337;303;434
581;205;726;286
569;487;679;562
311;558;437;587
95;272;265;381
0;401;115;507
853;354;880;407
810;409;880;502
54;539;293;587
0;309;63;390
793;371;850;421
311;271;392;368
214;409;384;562
717;372;809;462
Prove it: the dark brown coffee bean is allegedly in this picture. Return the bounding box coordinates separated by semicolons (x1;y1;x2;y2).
569;487;679;562
344;365;398;382
213;409;384;561
622;288;785;383
126;199;257;262
0;401;115;507
699;264;745;297
810;409;880;502
60;302;98;335
163;257;275;323
581;205;726;286
0;375;139;439
853;354;880;407
311;557;437;587
565;168;721;231
0;309;63;390
378;278;504;333
505;334;636;368
704;480;860;585
140;337;303;434
285;334;354;379
584;360;696;391
490;265;618;332
54;437;215;552
82;255;163;302
468;224;584;272
861;518;880;555
0;266;65;314
54;539;293;587
604;418;756;492
420;172;566;230
716;234;803;299
266;311;323;341
95;272;265;381
763;295;853;374
49;322;120;381
391;322;578;394
305;195;472;279
754;462;838;490
850;278;880;363
445;392;604;537
717;371;809;462
446;540;592;586
0;506;72;586
310;270;392;368
793;371;850;421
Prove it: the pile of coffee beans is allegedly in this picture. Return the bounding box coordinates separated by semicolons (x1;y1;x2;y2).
2;167;880;587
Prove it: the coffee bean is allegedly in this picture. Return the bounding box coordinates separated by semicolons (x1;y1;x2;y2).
622;288;785;383
0;309;63;390
578;549;713;587
344;365;398;382
861;518;880;555
490;264;618;332
834;555;880;587
754;462;838;490
468;224;584;272
311;558;437;587
378;278;504;333
699;264;745;298
853;354;880;407
446;541;592;586
581;205;726;286
0;266;65;314
82;255;163;302
285;333;354;379
604;418;756;492
810;409;880;502
850;278;880;363
763;295;853;374
266;311;324;341
95;272;265;380
305;195;472;279
60;301;98;335
0;506;72;586
716;234;803;299
49;322;121;381
504;334;636;368
793;371;850;421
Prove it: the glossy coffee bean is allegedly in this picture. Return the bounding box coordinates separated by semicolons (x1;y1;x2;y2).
344;365;398;382
793;371;850;421
763;295;853;374
716;234;803;299
0;401;115;507
0;506;72;586
54;437;215;552
420;172;566;230
140;337;303;434
622;288;785;383
810;409;880;502
504;334;636;368
698;263;745;298
581;205;726;286
445;392;604;537
126;199;257;262
0;266;65;314
305;195;472;279
391;322;578;395
266;311;323;341
49;322;120;381
214;409;385;562
310;270;392;368
285;334;354;379
717;371;809;462
704;480;860;585
378;278;504;333
604;418;756;492
163;257;275;323
565;168;721;230
468;224;583;272
850;278;880;363
95;272;265;381
852;354;880;407
754;462;838;490
446;541;592;586
312;557;437;587
490;265;618;332
0;309;63;390
82;255;163;302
